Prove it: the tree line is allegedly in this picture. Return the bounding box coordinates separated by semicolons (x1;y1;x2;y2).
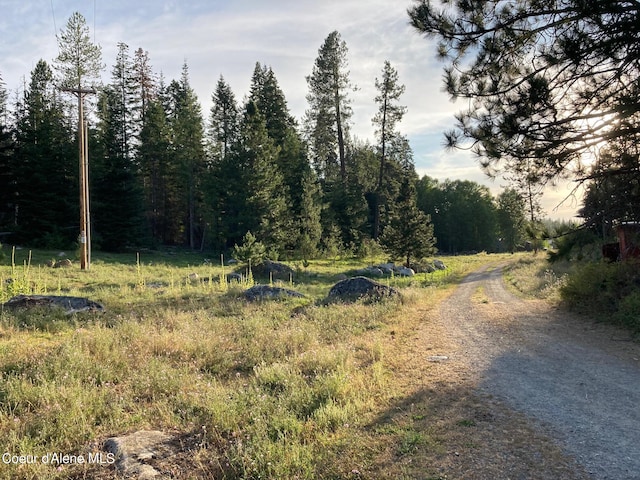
0;13;531;262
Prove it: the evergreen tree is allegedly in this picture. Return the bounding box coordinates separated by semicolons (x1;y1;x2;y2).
132;48;156;127
420;179;499;254
408;1;640;188
305;31;354;184
249;63;320;252
209;75;239;161
13;60;77;247
138;98;171;244
0;73;15;231
380;177;436;267
232;101;289;252
580;140;640;236
93;46;146;251
165;64;207;248
372;60;407;239
54;11;103;90
297;169;323;259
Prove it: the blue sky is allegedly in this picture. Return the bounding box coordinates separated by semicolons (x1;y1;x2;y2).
0;0;582;219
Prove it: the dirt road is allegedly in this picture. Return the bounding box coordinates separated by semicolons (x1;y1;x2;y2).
437;264;640;479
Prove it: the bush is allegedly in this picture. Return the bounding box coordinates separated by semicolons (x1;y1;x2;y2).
233;231;267;266
615;292;640;333
561;260;640;333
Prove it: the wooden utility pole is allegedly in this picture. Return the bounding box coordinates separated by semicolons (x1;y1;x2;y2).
62;87;96;270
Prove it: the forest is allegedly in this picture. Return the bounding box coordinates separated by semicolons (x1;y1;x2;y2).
0;13;536;261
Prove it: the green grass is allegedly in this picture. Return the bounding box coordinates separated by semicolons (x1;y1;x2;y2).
0;246;513;479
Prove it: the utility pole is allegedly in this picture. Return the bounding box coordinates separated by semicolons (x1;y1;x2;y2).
61;87;96;270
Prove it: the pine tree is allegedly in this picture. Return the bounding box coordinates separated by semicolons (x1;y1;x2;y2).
54;12;103;90
297;170;323;259
305;31;353;184
248;63;319;251
93;45;146;251
380;177;436;267
233;101;289;252
138;98;171;243
165;64;207;248
372;61;407;239
0;72;15;231
132;48;156;127
208;75;239;162
13;60;77;247
497;188;526;253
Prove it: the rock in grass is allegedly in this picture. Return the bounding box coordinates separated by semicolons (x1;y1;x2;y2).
104;430;175;480
328;276;399;300
243;285;305;301
2;295;104;314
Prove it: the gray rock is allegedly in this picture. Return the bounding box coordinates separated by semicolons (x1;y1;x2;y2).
226;272;244;283
434;259;447;270
395;266;415;277
264;260;294;276
358;266;384;277
104;430;174;480
244;285;305;301
2;295;104;314
328;276;399;300
376;263;395;275
54;258;73;268
423;263;436;273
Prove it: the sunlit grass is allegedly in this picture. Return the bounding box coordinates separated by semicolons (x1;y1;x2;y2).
0;247;514;479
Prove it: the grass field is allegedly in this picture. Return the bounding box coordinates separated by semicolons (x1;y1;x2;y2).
0;246;514;479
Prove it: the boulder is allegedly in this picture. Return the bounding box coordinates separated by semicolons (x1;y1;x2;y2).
395;266;415;277
226;272;244;283
267;260;294;275
252;260;294;280
376;263;395;275
244;285;305;301
358;266;384;277
2;295;104;314
328;276;399;300
434;259;447;270
104;430;175;480
422;263;436;273
54;258;73;268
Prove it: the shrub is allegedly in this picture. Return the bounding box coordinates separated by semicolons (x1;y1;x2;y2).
233;231;267;266
615;292;640;333
561;260;640;332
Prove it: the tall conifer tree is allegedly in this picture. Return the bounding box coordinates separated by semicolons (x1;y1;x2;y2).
13;60;76;247
305;31;353;183
372;61;407;239
209;75;239;161
165;64;206;248
93;44;146;251
0;73;15;231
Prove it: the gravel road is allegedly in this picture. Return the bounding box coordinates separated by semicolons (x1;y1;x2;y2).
439;264;640;480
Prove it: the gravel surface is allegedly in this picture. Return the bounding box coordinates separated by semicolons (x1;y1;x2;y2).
440;264;640;480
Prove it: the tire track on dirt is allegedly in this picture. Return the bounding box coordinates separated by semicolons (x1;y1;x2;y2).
439;263;640;479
